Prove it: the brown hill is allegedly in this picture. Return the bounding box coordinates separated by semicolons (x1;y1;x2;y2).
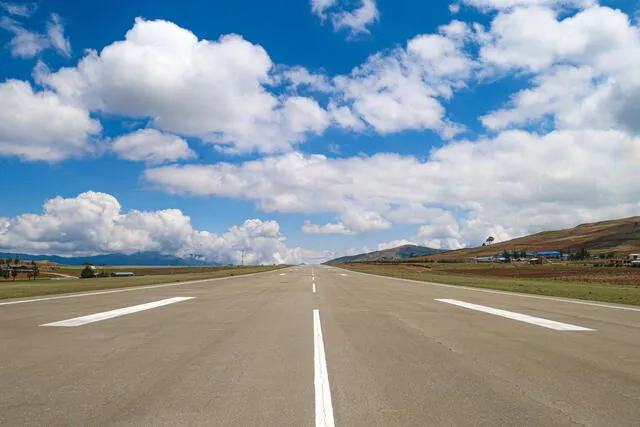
417;216;640;261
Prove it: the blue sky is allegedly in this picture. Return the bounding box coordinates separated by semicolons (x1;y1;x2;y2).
0;0;639;264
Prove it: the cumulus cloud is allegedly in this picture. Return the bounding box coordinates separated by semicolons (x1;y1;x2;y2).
301;220;353;235
331;21;474;136
0;192;308;265
301;210;390;235
111;129;196;164
310;0;379;35
479;5;640;137
40;18;329;155
146;128;640;247
0;79;101;161
0;13;71;58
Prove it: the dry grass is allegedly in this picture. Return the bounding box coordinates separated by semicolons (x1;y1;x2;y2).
339;262;640;306
0;266;287;300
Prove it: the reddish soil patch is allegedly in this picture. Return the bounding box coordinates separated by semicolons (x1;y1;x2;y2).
449;267;640;285
344;263;432;273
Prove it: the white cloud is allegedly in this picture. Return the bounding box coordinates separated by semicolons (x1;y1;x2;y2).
111;129;196;164
479;6;637;73
0;2;37;17
0;13;71;59
302;220;353;235
278;66;333;92
146;128;640;247
302;210;390;234
331;21;474;136
310;0;338;20
479;5;640;135
463;0;594;11
0;79;101;161
0;191;309;265
46;13;71;58
0;16;48;57
449;3;461;14
377;239;415;251
332;0;379;35
310;0;379;35
40;18;329;155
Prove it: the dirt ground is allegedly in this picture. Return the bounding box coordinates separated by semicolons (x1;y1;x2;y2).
445;266;640;285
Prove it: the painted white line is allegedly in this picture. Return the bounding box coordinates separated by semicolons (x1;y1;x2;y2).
314;310;335;427
313;282;317;293
279;273;287;276
343;269;640;313
41;297;195;327
0;268;289;307
436;299;594;331
339;274;347;277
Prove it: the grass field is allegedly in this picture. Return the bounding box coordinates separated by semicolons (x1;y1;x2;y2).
0;265;286;300
338;263;640;306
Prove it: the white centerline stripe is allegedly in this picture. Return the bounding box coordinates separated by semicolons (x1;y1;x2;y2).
313;282;316;293
314;309;335;427
41;297;195;327
436;299;594;331
339;274;347;277
279;273;287;276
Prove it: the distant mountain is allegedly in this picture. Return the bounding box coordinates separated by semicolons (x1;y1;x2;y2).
412;216;640;261
324;244;445;265
0;251;218;266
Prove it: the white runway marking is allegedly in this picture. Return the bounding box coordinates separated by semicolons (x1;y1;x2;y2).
339;274;348;277
313;282;316;293
345;269;640;312
279;273;287;276
314;310;335;427
436;299;594;331
41;297;195;327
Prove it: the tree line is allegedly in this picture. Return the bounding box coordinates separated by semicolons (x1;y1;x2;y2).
2;257;40;280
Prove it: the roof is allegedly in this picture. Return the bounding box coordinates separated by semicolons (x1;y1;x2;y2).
536;251;561;255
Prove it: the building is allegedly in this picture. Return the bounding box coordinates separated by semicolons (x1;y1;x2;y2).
110;272;135;277
627;254;640;261
529;258;543;265
1;265;35;277
472;256;495;263
536;251;562;259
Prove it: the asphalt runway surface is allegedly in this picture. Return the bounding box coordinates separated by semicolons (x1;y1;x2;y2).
1;266;639;426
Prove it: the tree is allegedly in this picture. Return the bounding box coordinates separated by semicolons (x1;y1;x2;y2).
501;250;511;259
486;236;495;245
575;248;590;261
11;268;17;281
80;265;95;279
31;261;39;280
